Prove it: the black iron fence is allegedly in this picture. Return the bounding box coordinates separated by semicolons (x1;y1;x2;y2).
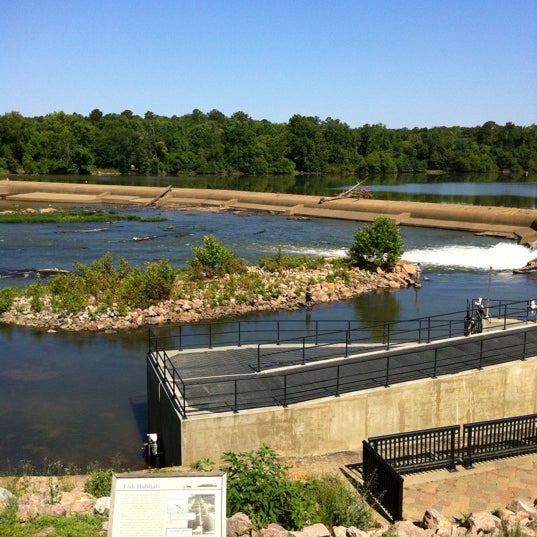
363;414;537;521
362;440;404;523
462;413;537;467
148;323;537;417
368;425;459;474
147;336;187;418
149;299;537;373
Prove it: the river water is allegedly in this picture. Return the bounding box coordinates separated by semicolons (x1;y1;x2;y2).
0;175;536;473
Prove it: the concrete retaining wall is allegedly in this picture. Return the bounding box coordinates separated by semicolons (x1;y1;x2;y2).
174;356;537;465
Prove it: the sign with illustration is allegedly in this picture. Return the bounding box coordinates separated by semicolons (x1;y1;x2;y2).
108;472;226;537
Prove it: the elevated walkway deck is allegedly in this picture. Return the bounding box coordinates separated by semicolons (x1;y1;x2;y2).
147;300;537;418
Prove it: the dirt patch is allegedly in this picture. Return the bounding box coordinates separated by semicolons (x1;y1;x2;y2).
281;451;361;481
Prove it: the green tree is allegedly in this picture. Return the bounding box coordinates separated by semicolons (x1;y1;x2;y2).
349;216;403;269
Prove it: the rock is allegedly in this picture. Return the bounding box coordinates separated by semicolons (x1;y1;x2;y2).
421;509;453;530
506;499;537;518
333;526;347;537
394;520;427;537
301;523;331;537
94;496;111;515
0;487;15;512
346;526;370;537
17;493;47;521
463;511;501;534
259;523;289;537
227;512;253;537
59;490;95;515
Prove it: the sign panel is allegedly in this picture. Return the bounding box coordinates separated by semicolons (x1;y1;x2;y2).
108;472;227;537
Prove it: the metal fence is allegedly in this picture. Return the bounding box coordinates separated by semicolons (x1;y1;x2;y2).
363;414;537;521
368;426;459;474
148;323;537;417
362;440;404;523
462;413;537;467
149;298;537;373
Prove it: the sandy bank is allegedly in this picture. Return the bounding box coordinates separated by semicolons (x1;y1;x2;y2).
2;179;537;245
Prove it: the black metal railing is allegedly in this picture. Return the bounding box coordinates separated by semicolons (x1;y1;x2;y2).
158;324;537;416
368;425;459;474
462;413;537;467
362;413;537;521
147;337;187;418
148;299;537;373
362;440;403;522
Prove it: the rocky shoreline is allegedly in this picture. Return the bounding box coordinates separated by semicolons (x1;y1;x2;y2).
0;261;419;332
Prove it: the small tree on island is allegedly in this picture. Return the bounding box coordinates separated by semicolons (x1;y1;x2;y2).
349;216;403;270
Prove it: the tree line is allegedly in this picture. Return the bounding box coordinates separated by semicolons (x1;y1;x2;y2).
0;109;535;177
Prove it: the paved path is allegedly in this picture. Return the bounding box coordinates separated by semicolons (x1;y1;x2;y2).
402;453;537;522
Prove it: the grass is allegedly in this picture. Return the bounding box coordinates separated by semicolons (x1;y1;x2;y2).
0;209;166;224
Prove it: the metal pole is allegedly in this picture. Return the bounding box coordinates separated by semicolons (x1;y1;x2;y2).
234;380;238;413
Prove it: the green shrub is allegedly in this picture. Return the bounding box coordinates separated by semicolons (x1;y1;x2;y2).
222;445;318;530
259;247;324;272
0;288;17;314
308;475;374;529
47;272;89;314
349;216;403;269
188;235;245;279
121;259;177;309
83;468;114;498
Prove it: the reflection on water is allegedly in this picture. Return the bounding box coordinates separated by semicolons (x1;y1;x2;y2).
6;173;536;207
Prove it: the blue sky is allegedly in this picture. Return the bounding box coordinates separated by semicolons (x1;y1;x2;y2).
1;0;536;128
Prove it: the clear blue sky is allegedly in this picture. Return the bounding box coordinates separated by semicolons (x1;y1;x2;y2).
1;0;536;128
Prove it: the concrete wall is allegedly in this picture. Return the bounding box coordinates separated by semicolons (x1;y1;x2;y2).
147;357;183;467
177;356;537;465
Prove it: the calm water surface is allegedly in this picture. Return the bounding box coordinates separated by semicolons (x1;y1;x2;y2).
1;176;536;472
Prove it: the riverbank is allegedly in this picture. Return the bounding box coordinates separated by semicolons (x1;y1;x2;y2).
0;261;419;332
2;179;537;244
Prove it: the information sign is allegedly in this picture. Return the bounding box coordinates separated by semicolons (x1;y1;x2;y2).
108;472;227;537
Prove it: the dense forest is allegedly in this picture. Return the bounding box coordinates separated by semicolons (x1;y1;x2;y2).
0;109;535;177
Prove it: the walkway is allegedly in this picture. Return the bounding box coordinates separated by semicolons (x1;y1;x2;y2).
402;453;537;522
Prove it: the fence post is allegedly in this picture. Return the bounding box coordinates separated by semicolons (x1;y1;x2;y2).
233;380;238;413
385;355;390;387
302;337;306;365
478;339;484;370
522;331;527;360
345;330;349;357
433;348;438;378
386;323;391;350
257;344;262;372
